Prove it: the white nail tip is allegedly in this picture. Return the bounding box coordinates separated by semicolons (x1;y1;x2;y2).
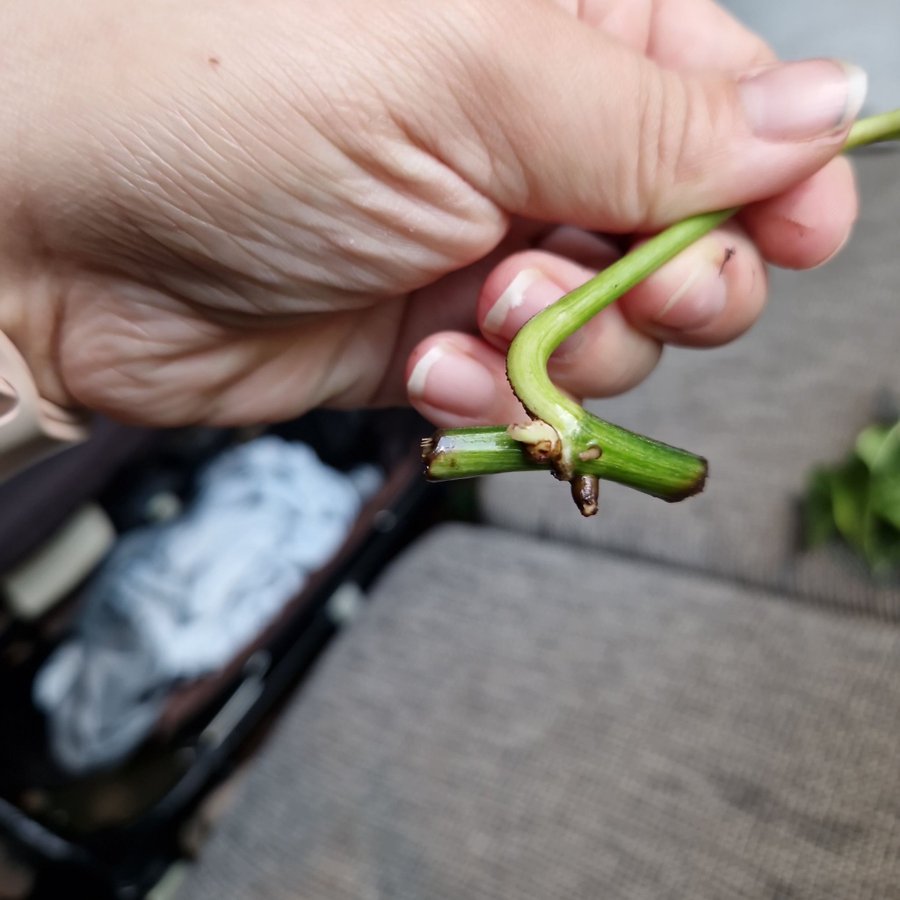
483;269;543;334
841;63;869;124
407;345;444;398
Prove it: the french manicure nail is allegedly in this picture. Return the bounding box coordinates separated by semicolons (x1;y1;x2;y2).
407;344;496;418
484;269;567;340
739;59;867;141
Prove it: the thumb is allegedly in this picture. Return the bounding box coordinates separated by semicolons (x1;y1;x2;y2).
442;6;866;231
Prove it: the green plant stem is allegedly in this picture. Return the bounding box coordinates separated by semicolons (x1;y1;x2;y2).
844;109;900;150
423;426;707;500
423;428;552;479
505;207;734;497
423;110;900;513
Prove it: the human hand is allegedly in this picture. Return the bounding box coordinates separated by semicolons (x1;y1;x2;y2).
0;0;863;428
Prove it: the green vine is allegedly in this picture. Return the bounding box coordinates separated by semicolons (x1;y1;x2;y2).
422;109;900;515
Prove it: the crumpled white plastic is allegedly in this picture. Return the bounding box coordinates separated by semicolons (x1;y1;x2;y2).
35;436;381;773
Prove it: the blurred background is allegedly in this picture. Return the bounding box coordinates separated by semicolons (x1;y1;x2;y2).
1;2;899;899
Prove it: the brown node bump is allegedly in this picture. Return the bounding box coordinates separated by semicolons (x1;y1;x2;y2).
525;439;557;463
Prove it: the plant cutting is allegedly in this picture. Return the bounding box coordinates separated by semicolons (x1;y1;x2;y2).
422;109;900;516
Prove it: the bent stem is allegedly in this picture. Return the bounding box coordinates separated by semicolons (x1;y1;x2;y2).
423;110;900;515
505;207;733;503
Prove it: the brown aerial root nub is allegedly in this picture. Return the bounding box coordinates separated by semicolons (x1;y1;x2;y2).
526;440;557;463
571;474;600;517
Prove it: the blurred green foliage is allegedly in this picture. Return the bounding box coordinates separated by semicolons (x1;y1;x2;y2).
805;420;900;575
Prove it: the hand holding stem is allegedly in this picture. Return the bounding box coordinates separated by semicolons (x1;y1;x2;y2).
423;110;900;515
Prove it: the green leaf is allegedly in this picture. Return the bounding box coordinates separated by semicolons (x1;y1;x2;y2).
871;473;900;531
803;469;836;548
861;516;900;575
804;417;900;576
856;421;900;474
855;424;892;470
829;458;872;551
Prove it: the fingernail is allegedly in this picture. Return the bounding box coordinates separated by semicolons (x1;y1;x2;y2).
407;344;496;418
652;239;728;329
483;269;567;340
739;59;867;141
811;225;853;270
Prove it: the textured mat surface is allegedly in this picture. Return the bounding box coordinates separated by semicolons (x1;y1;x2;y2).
179;524;900;900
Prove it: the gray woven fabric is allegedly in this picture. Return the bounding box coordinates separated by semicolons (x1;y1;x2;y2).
481;152;900;616
178;524;900;900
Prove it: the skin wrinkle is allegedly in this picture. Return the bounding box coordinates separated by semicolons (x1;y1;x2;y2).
99;135;383;313
332;300;408;408
324;125;502;272
0;0;863;429
448;11;640;228
642;68;687;224
393;4;531;216
676;78;717;189
354;182;502;282
105;53;501;315
342;124;500;234
120;129;306;248
125;112;268;224
64;289;243;420
18;273;71;407
238;312;358;418
61;263;395;422
38;116;242;280
68;207;258;316
61;314;163;413
94;213;279;317
45;2;500;296
114;75;378;282
307;83;509;296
